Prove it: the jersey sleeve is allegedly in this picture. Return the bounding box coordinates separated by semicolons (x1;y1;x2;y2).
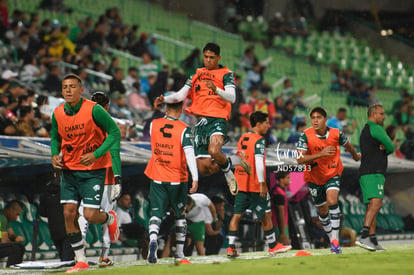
92;104;121;159
370;123;395;155
182;126;194;148
223;72;236;88
338;130;349;146
50;113;61;157
254;137;266;156
184;75;193;88
296;132;308;151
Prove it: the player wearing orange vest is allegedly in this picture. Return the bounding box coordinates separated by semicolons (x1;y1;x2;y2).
296;106;360;254
227;111;291;257
51;74;121;273
154;42;251;196
77;91;122;268
145;92;198;264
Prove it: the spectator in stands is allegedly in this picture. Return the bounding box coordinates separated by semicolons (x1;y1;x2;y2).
139;52;160;80
3;80;26;114
327;107;357;136
109;67;126;95
42;64;62;96
244;62;262;91
358;104;394;251
106;25;123;49
130;32;149;57
286;121;306;144
400;128;414;160
270;171;291;246
267;12;285;46
281;78;294;102
84;22;107;52
0;0;10;39
250;89;278;145
15;105;36;137
20;54;46;83
348;81;370;107
0;200;25;267
14;30;29;60
330;68;346;92
184;193;219;256
124;67;140;94
68;19;87;44
204;195;226;255
39;173;75;262
393;102;413;128
295;89;308;110
181;48;202;76
239;45;259;72
279;99;295;130
288;13;309;38
391;92;412;116
109;91;133;120
146;35;162;61
0;105;18;135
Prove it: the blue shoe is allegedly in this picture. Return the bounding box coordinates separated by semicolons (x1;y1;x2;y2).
147;241;158;263
330;239;342;254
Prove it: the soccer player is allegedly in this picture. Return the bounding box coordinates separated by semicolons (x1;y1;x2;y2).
144;92;198;264
227;111;291;257
51;74;121;273
296;106;360;254
357;104;394;251
154;42;250;196
77;91;122;267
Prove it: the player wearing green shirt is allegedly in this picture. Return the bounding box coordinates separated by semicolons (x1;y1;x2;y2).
357;104;395;252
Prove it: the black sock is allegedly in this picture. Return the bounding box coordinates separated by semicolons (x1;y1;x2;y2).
361;226;370;239
369;234;378;245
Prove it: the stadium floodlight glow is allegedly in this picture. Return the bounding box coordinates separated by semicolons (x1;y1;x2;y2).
380;30;387;36
387;29;393;35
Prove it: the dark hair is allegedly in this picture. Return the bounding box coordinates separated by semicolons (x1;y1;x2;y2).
18;105;33;118
63;73;82;84
166;101;183;111
203;42;220;56
91;90;109;107
310;106;327;118
296;121;307;131
250;111;268;127
5;200;24;211
385;124;397;140
338;107;347;113
275;171;290;180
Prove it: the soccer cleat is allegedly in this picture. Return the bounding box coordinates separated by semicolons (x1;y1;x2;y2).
238;151;251;175
226;247;240;257
375;243;386;251
330;238;342;254
147;240;158;264
224;170;238;196
175;257;192;264
269;242;292;255
65;262;89;273
107;211;120;241
356;237;376;251
98;257;114;267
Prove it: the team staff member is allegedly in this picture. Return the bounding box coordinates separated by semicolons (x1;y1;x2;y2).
155;42;250;196
0;200;25;267
297;106;360;254
227;111;291;257
145;92;198;264
51;74;121;273
78;91;122;267
357;104;394;251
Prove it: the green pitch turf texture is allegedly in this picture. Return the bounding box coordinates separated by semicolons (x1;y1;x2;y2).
5;243;414;274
